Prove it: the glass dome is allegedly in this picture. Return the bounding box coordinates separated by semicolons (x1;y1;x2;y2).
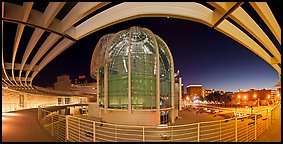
91;26;175;110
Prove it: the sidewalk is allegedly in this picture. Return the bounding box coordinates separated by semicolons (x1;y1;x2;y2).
253;115;281;142
2;109;58;142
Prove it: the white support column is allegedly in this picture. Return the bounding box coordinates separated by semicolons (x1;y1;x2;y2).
179;77;182;110
128;28;132;113
104;63;108;109
97;69;100;107
170;66;175;123
155;36;160;113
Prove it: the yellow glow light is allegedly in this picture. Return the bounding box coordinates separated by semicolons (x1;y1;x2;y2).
2;113;19;117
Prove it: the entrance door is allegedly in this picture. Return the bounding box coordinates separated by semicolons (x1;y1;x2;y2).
160;110;169;124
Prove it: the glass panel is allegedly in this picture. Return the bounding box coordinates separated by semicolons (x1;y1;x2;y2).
157;37;172;108
131;28;157;109
107;31;130;109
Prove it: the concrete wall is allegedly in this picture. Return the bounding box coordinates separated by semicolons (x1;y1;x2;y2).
2;88;81;112
88;103;100;118
100;109;160;126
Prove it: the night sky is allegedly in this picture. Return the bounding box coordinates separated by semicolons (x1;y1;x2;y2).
23;2;281;92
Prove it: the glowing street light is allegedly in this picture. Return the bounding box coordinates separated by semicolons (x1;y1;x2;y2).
238;95;241;98
267;95;270;99
243;95;247;99
253;94;257;98
186;96;190;101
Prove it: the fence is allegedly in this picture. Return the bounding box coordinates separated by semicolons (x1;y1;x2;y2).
38;103;281;142
2;102;73;113
2;103;42;113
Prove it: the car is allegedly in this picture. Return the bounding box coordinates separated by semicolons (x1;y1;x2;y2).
210;110;216;114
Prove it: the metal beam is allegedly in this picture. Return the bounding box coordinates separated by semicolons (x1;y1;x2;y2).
249;2;281;44
43;2;66;27
38;38;75;70
215;19;281;75
18;28;44;85
62;2;110;32
3;3;76;40
11;2;33;86
229;6;281;64
211;2;244;28
19;3;65;86
75;2;213;40
24;33;61;85
2;2;15;86
5;63;40;71
28;38;75;85
9;77;32;82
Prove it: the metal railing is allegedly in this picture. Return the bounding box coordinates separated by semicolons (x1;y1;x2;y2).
38;103;281;142
2;103;41;112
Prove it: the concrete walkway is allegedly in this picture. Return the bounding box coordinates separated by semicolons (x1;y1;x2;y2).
2;108;58;142
2;108;280;142
253;115;281;142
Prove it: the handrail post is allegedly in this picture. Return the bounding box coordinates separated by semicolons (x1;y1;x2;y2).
142;127;145;142
255;112;257;140
65;116;69;142
78;118;80;142
38;107;40;121
219;121;221;142
235;115;237;142
266;109;269;130
93;121;96;142
51;113;54;136
197;123;200;142
115;125;117;142
246;119;248;141
171;126;173;142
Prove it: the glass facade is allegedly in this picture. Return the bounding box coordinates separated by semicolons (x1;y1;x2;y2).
91;26;174;110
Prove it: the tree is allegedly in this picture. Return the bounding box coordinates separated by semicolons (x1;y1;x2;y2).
205;92;232;104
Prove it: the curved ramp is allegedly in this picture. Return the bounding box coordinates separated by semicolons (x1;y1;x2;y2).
2;108;58;142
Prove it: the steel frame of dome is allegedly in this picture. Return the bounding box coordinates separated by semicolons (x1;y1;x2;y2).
90;26;175;114
2;2;281;90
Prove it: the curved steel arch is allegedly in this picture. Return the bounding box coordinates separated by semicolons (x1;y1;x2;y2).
2;2;281;90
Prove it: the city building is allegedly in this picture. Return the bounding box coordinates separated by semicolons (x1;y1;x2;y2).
204;89;214;97
89;26;179;126
186;85;204;99
232;88;274;106
54;75;71;91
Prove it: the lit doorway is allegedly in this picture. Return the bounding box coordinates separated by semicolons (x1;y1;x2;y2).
160;110;169;124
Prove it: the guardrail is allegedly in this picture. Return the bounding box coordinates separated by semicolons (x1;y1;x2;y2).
2;103;44;113
38;103;281;142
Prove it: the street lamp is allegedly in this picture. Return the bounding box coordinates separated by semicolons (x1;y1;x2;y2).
186;96;190;101
253;94;257;98
243;95;247;99
267;95;270;99
238;95;241;98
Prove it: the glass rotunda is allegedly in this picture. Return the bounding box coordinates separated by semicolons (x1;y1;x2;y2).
90;26;177;125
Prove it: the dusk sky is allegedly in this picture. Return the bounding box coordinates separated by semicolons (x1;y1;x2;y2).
4;2;281;92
